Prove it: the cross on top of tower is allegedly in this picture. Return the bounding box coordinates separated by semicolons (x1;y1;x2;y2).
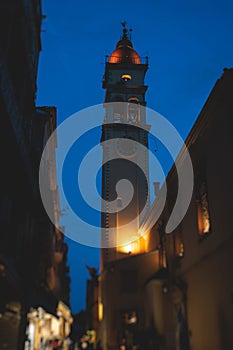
120;21;132;41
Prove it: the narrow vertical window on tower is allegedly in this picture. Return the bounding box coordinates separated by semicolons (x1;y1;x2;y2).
112;97;125;122
128;98;140;123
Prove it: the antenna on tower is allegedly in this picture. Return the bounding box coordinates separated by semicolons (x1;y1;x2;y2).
129;28;132;40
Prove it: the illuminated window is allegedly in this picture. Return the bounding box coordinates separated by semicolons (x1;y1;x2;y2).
98;301;103;321
174;230;185;258
121;74;132;81
121;310;137;325
196;182;211;237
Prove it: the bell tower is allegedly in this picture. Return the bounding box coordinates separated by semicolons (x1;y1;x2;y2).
101;24;150;267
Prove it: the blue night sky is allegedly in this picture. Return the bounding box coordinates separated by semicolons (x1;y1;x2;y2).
36;0;233;314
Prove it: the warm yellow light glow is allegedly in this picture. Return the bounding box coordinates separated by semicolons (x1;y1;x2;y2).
117;242;133;254
51;316;60;337
98;302;103;321
121;74;132;81
178;243;184;257
117;234;147;255
125;243;132;253
57;301;72;320
87;330;96;343
196;184;211;236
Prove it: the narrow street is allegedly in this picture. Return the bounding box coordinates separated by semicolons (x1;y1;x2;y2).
0;1;233;350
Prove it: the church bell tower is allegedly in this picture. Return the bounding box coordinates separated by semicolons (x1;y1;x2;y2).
101;24;150;266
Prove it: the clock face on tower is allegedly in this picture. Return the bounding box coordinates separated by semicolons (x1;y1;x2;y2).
115;136;138;157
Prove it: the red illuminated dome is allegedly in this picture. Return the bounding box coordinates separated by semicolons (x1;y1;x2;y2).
109;27;141;64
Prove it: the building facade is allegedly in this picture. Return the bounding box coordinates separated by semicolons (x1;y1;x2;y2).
154;68;233;350
98;25;233;350
0;1;72;349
